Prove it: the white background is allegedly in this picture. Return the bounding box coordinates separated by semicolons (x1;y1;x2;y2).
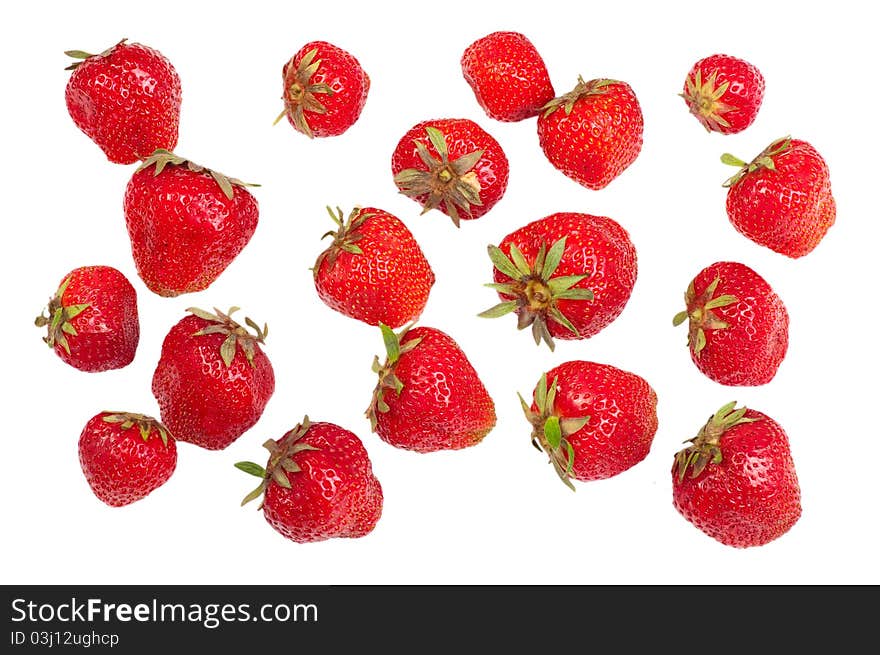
2;1;877;585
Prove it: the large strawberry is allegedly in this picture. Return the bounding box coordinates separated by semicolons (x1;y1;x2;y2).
151;307;275;450
681;53;765;134
460;31;555;122
366;324;496;453
64;39;181;164
275;41;370;138
313;206;435;328
672;402;802;548
35;265;139;372
123;149;259;297
537;77;643;190
518;361;658;489
480;212;637;351
673;261;789;386
78;411;177;507
722;136;836;258
391;119;509;227
236;417;383;543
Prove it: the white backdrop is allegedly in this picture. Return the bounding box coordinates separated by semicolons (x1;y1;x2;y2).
2;0;877;585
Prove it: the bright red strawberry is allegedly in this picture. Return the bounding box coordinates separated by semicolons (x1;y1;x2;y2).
537;77;643;190
78;411;177;507
480;212;637;350
366;325;496;453
237;417;383;543
64;39;181;164
681;53;765;134
151;307;275;451
672;402;802;548
519;361;658;489
35;265;139;372
391;118;509;226
276;41;370;138
123;149;259;296
313;206;435;328
460;31;555;122
722;136;836;258
673;261;789;386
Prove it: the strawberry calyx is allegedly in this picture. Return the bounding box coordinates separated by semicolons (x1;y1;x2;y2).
721;136;793;187
63;38;127;71
672;275;737;357
274;47;334;138
518;373;589;491
34;276;89;355
365;323;424;431
393;126;485;228
680;68;736;132
137;149;258;201
540;77;619;118
478;236;594;351
102;411;172;447
674;401;759;481
186;307;268;368
235;417;320;508
312;206;372;276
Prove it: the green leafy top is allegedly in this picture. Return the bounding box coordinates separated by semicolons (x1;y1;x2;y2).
672;275;738;357
674;401;759;481
365;323;424;431
721;136;793;188
540;77;620;118
312;206;373;275
64;38;127;70
186;307;268;367
137;149;257;201
102;411;172;447
680;68;735;132
34;276;90;355
274;47;334;139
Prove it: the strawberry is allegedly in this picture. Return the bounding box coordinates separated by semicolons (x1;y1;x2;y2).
672;402;802;548
518;361;658;489
35;265;139;372
151;307;275;451
123;149;259;297
681;53;765;134
480;212;637;351
460;31;555;122
64;39;181;164
275;41;370;138
722;136;836;258
236;417;383;543
673;261;789;386
537;77;643;190
78;411;177;507
366;324;496;453
391;119;509;226
313;206;435;328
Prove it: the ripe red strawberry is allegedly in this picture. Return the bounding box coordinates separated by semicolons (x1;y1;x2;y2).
519;361;658;489
722;136;836;258
123;149;259;296
537;77;643;190
460;31;555;122
236;417;383;543
366;325;496;453
681;53;765;134
35;265;139;372
78;411;177;507
275;41;370;138
480;212;637;350
64;39;181;164
313;206;435;328
391;118;509;226
151;307;275;451
673;261;789;386
672;402;802;548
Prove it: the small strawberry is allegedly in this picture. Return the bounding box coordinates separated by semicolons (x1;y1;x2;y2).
518;361;658;489
391;119;509;226
151;307;275;451
275;41;370;138
236;417;383;543
64;39;181;164
78;411;177;507
460;31;555;122
35;265;139;372
537;77;643;190
123;149;259;296
672;402;802;548
366;324;496;453
673;261;789;386
313;206;435;328
479;212;637;351
681;53;765;134
722;136;836;258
